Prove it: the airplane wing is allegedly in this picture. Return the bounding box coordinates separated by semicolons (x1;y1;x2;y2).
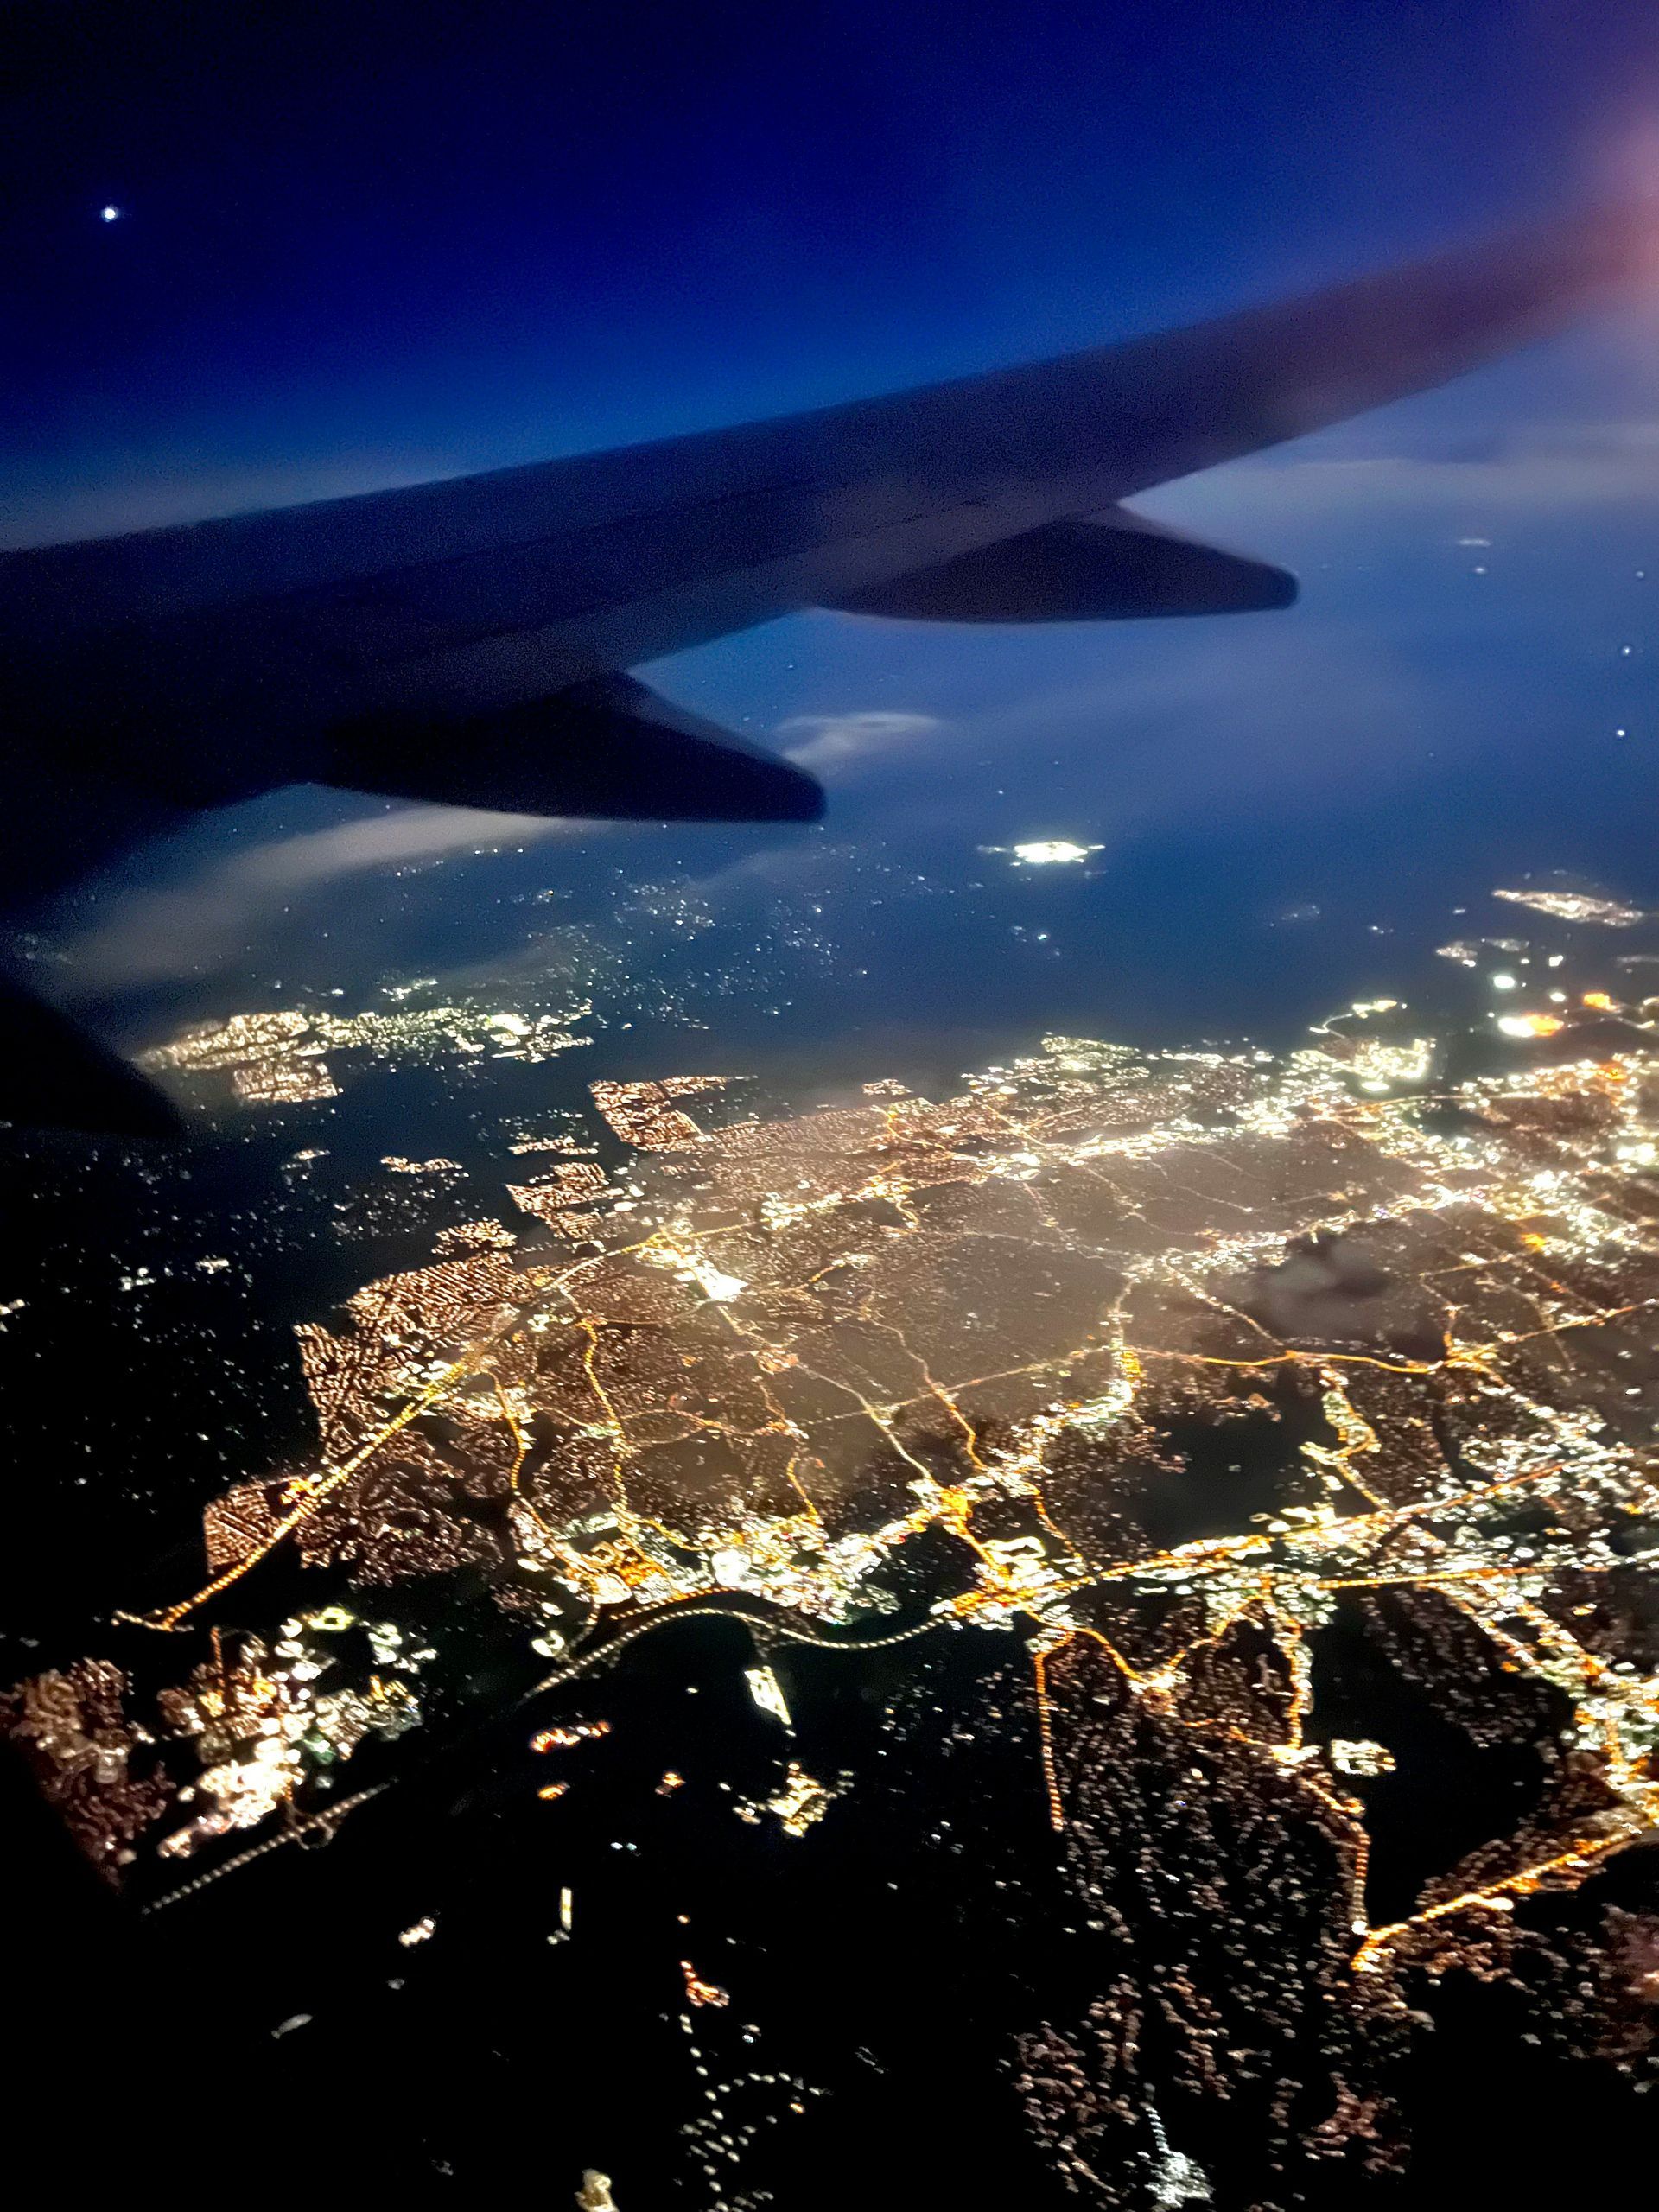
0;196;1647;1128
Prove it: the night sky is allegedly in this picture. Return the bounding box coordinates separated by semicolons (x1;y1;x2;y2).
9;0;1659;1053
10;0;1659;537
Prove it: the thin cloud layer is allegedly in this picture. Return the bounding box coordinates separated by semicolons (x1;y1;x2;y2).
55;802;573;993
44;406;1659;1002
1231;1231;1447;1359
776;710;945;772
1152;413;1659;527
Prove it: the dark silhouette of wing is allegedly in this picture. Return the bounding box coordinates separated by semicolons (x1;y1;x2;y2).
0;197;1646;1128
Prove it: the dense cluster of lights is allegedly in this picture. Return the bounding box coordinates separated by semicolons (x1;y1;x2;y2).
9;957;1659;2190
143;988;599;1107
1493;887;1645;926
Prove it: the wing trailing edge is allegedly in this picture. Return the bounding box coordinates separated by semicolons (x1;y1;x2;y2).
829;506;1297;624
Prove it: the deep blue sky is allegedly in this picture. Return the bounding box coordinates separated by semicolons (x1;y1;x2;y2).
10;0;1659;1064
10;0;1659;540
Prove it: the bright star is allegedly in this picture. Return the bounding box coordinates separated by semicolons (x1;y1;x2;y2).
100;204;122;223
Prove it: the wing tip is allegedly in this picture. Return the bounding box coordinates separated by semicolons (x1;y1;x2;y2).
766;764;828;824
1262;564;1300;612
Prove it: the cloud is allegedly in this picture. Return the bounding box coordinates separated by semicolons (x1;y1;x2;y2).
944;621;1450;840
775;709;946;773
687;616;1457;869
1230;1231;1446;1359
54;801;575;993
1150;414;1659;528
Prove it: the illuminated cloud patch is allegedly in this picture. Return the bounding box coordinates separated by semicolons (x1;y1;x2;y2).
774;709;945;773
980;839;1104;867
55;803;576;992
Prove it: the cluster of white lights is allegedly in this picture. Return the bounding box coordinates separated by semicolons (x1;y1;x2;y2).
1010;840;1100;866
